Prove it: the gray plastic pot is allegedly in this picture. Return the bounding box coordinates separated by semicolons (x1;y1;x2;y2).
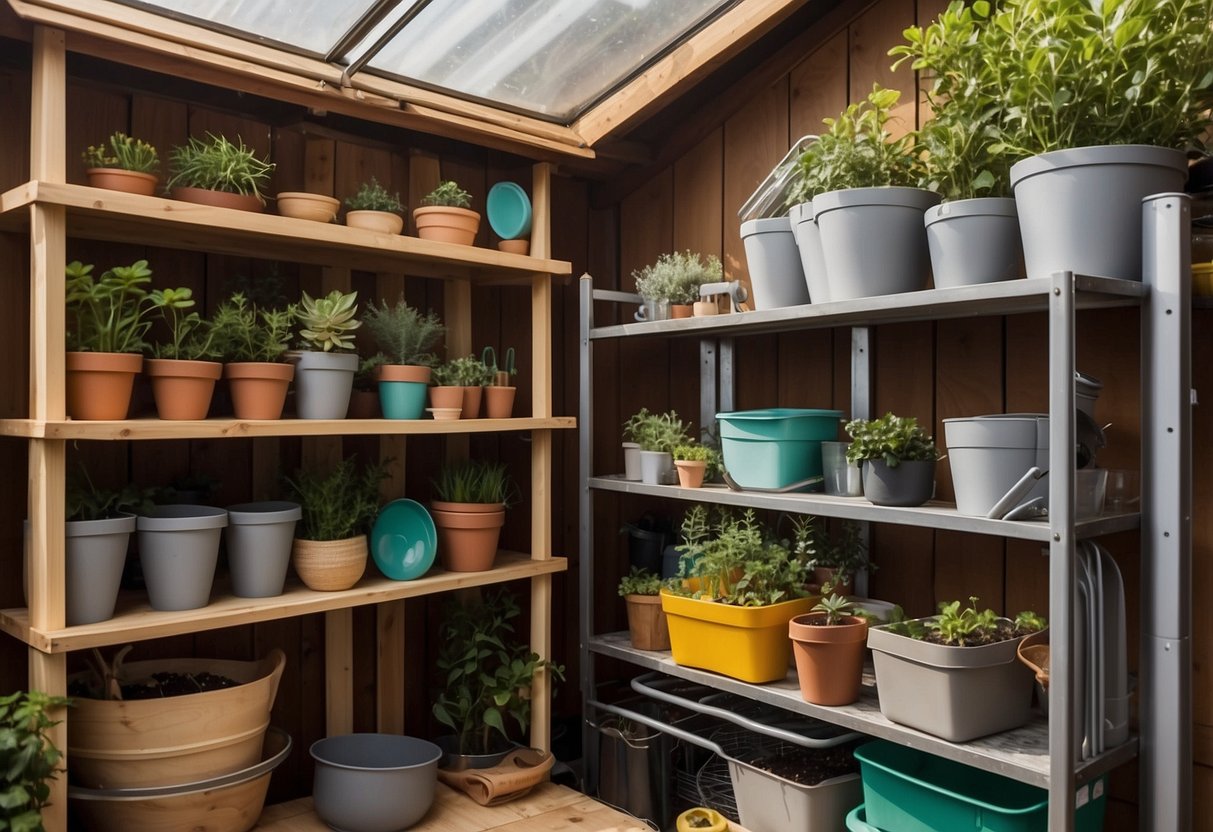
945;415;1048;516
291;350;357;419
1010;144;1188;281
137;506;228;611
62;514;134;626
861;459;935;507
868;620;1034;741
740;216;809;310
924;197;1023;288
311;733;441;832
789;202;830;303
813;187;941;301
639;450;673;485
226;501;302;598
622;442;642;480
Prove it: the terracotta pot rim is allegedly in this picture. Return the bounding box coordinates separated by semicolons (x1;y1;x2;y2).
431;510;505;530
430;500;505;513
66;351;143;372
276;192;339;206
674;459;708;468
86;167;157;180
625;594;663;605
379;364;431;383
170;186;265;212
789;614;868;643
224;362;295;380
413;206;480;220
144;358;223;380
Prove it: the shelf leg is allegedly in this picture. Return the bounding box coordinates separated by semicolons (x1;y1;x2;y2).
719;337;735;413
28;651;66;832
578;273;598;792
376;600;405;734
699;339;717;441
850;327;872;596
325;609;354;736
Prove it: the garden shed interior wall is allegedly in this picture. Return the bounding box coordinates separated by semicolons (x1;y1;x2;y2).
0;0;1206;830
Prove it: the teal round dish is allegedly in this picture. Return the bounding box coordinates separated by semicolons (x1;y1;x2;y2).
486;181;532;240
371;499;437;581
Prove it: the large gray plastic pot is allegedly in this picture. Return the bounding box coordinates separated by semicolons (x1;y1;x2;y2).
740;216;809;310
789;202;830;303
732;760;862;832
945;415;1048;516
639;450;673;485
63;514;134;626
813;187;940;301
924;197;1023;288
226;501;302;598
1010;144;1188;281
290;350;357;419
868;620;1034;741
861;459;935;507
311;733;441;832
137;506;228;611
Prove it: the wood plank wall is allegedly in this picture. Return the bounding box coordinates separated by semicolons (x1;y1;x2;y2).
591;0;1213;828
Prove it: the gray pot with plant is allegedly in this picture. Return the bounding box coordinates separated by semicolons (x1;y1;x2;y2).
633;251;724;320
209;293;297;420
362;295;445;419
289;289;361;419
137;505;229;611
226;501;303;598
846;413;939;507
344;177;405;235
166;133;274;213
623;408;691;485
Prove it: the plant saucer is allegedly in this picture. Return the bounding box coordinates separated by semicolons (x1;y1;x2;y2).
370;499;437;581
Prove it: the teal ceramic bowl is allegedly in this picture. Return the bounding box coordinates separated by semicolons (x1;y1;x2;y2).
371;499;437;581
486;181;532;240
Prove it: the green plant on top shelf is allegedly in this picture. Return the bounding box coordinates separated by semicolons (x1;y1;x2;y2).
208;292;297;363
65;259;155;354
420;180;472;209
623;408;692;453
82;131;158;173
344;177;403;213
432;355;493;387
0;689;70;832
632;251;723;304
845;412;939;468
433;460;515;506
811;592;856;626
286;457;388;541
297;289;360;352
166;133;274;199
617;567;662;597
147;287;217;361
362;295;445;367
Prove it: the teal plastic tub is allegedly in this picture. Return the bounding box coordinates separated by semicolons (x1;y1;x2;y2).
716;408;843;489
854;742;1106;832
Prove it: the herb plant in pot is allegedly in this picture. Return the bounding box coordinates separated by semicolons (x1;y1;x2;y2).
672;443;720;489
623;408;691;485
431;460;513;572
434;355;493;420
789;593;869;706
290;289;361;419
414;180;480;246
794;517;871;597
344;177;404;235
166;133;274;213
286;457;386;591
144;287;222;420
633;251;722;320
846;413;939;507
0;690;68;831
82;131;159;196
618;567;670;650
363;295;445;419
209;293;297;420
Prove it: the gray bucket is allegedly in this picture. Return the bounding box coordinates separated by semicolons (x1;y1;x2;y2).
137;505;228;611
861;459;935;507
1010;144;1188;281
226;501;302;598
311;733;441;832
813;187;940;301
789;202;830;302
924;197;1023;288
740;217;809;310
291;350;357;419
944;415;1048;517
65;514;134;626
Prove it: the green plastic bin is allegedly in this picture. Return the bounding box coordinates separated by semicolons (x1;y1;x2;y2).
854;741;1107;832
716;408;843;489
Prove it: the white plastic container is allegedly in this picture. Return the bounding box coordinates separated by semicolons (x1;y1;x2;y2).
944;415;1048;517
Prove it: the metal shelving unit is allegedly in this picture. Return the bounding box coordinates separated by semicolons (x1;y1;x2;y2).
578;194;1192;831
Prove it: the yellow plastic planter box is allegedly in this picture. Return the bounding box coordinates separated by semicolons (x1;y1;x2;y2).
660;589;815;683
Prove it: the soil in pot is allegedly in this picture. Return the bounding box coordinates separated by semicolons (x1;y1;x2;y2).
739;742;859;787
68;670;239;700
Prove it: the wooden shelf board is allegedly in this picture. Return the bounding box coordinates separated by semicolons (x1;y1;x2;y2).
0;181;572;281
590;631;1138;790
2;553;566;653
0;416;576;440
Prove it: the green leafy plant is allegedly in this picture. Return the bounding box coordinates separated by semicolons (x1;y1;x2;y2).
298;289;360;352
673;443;723;478
285;457;388;541
433;460;514;505
802;520;873;590
207;293;297;363
65;259;154;354
845;413;939;468
82;131;158;173
420;180;472;209
632;251;723;304
623;408;692;453
672;508;808;606
432;589;564;755
362;295;444;366
0;690;69;832
147;287;215;360
1015;610;1048;633
166;133;274;200
433;355;494;387
66;466;153;522
618;567;662;597
884;597;1047;646
344;177;403;213
811;593;856;626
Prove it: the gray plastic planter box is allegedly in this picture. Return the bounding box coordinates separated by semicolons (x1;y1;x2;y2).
732;761;861;832
868;619;1034;742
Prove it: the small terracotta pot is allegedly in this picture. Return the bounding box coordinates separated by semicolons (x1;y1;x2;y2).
276;192;339;223
461;386;483;419
674;459;707;488
429;386;464;412
379;365;431;384
144;358;223;420
292;535;367;591
497;239;529;255
413;206;480;246
788;613;868;706
671;304;693;319
812;566;854;597
625;594;670;651
431;502;504;572
693;300;718;317
427;408;462;421
85;168;158;196
346;210;404;235
484;386;516;419
225;362;294;420
347;390;380;419
66;351;142;421
170;186;264;213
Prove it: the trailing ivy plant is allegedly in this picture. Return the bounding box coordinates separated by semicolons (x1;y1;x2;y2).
845;413;939;468
0;690;69;832
618;567;662;597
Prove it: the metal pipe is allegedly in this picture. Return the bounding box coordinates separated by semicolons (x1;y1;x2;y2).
578;273;598;794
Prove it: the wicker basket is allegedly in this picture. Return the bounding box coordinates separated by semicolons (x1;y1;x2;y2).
292;535;367;591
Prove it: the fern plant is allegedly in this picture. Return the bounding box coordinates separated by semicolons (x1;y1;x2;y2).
362;295;444;367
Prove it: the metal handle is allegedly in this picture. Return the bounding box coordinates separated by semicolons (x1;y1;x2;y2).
588;698;725;756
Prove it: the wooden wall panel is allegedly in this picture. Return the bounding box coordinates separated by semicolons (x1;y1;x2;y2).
847;0;917;135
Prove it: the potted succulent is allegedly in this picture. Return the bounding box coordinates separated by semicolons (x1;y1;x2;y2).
362;295;445;419
431;589;564;768
433;355;493;420
166;133;274;213
622;408;691;485
672;443;721;489
867;597;1046;741
482;345;517;419
846;413;939;507
633;251;722;320
144;286;222;420
0;690;68;831
618;567;670;651
343;177;404;235
290;289;361;419
285;457;387;591
64;259;154;421
208;292;297;420
414;180;480;246
430;460;513;572
789;593;869;706
82;131;159;196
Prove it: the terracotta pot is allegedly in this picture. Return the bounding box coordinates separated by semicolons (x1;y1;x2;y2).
461;386;483;419
693;300;718;317
276;191;339;223
431;502;505;572
674;459;707;488
484;386;516;419
380;365;431;384
85;168;157;196
812;566;854;597
497;239;529;255
671;304;693;319
224;362;294;420
347;389;380;419
625;594;670;651
788;613;868;705
346;210;404;235
169;186;264;213
144;358;222;420
428;407;461;421
413;206;480;246
292;535;367;591
66;351;142;420
430;386;464;411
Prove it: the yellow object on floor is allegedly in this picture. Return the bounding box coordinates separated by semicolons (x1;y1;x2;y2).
677;806;730;831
